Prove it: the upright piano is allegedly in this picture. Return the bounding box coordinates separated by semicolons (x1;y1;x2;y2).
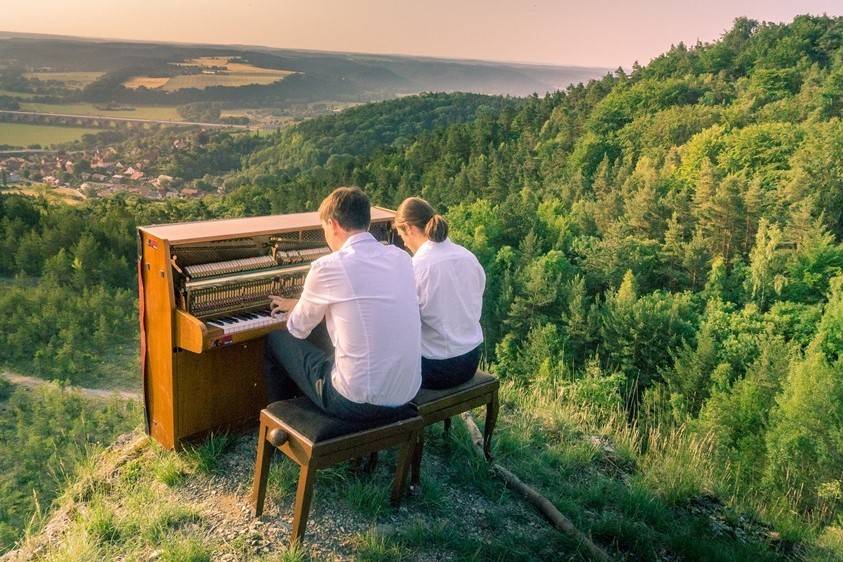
137;208;397;449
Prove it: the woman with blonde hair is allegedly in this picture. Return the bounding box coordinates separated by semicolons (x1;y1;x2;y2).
395;197;485;389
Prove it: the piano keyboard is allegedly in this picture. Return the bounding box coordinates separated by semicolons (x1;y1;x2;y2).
206;309;287;335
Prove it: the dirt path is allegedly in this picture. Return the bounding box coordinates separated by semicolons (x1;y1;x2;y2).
1;370;141;401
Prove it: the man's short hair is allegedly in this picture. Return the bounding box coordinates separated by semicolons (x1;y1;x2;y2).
318;186;371;231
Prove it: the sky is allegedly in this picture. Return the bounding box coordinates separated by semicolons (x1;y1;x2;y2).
2;0;842;68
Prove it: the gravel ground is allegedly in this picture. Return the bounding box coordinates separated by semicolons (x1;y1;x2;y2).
162;428;559;561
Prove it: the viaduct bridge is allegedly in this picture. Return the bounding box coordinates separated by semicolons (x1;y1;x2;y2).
0;110;248;131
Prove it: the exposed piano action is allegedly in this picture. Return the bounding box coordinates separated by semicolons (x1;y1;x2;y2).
137;208;398;448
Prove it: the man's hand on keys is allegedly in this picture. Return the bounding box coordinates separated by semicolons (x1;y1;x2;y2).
269;296;298;318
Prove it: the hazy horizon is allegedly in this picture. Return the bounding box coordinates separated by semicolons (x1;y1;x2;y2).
0;29;606;71
4;1;842;68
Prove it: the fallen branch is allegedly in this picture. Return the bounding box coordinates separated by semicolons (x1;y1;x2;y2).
461;413;611;562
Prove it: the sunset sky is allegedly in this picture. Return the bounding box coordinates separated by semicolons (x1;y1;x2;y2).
3;1;842;68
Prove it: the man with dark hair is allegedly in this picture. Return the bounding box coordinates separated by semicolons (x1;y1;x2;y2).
265;187;422;420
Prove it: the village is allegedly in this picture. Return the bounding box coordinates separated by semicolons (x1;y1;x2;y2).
0;136;206;201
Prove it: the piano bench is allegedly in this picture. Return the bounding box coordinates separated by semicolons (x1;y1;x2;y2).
250;397;423;546
409;371;499;488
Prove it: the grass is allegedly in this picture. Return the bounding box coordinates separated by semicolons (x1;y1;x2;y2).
160;536;211;562
152;453;189;487
353;531;407;562
83;501;121;544
0;335;139;389
267;457;301;502
121;76;170;90
186;432;235;474
123;57;293;91
23;72;104;89
160;73;288;91
346;478;390;518
11;375;841;560
0;123;101;147
0;382;141;554
2;184;85;206
144;506;202;543
471;382;809;561
0;89;36;99
18;102;182;121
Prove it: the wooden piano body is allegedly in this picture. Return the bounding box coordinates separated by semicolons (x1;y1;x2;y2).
138;208;397;449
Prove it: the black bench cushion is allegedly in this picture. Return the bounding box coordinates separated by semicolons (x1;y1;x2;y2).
412;371;498;407
264;397;418;443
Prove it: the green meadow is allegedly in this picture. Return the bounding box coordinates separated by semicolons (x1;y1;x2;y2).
0;122;101;147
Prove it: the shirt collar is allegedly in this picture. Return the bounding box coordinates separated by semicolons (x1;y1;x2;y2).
341;231;376;250
414;238;448;259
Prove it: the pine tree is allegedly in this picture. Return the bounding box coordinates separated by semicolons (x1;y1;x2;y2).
661;212;687;289
663;323;720;415
683;227;711;290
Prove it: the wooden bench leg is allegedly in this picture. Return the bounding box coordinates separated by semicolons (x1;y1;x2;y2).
251;422;273;517
484;393;499;461
443;417;452;438
410;431;424;488
290;463;316;546
391;430;417;506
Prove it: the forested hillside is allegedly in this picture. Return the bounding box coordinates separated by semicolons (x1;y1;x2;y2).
2;14;843;559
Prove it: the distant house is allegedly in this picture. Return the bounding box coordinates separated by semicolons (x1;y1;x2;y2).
130;171;145;181
111;174;124;183
135;186;157;198
3;158;25;171
180;187;200;197
91;173;108;182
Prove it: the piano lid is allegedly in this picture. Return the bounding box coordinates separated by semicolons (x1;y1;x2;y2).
139;207;395;244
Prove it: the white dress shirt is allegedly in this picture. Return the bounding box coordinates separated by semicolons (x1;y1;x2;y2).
286;232;422;406
412;238;485;360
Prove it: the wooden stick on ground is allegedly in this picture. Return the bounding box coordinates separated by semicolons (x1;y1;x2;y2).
461;413;612;562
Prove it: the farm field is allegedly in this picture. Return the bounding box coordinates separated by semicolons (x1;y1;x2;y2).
23;71;104;88
0;89;35;98
1;184;85;205
18;102;182;120
123;56;294;91
0;122;100;146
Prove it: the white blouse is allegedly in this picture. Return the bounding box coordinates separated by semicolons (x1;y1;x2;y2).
412;238;485;360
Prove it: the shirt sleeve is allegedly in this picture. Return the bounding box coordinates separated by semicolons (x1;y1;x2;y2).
286;260;334;339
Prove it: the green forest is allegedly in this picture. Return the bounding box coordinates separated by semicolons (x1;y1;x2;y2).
2;14;843;559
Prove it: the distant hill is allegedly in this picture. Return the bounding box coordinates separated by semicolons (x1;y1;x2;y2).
0;31;608;105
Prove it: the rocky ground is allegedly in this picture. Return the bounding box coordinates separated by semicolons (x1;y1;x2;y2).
4;423;569;561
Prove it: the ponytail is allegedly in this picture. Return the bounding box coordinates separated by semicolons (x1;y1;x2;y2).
424;214;448;242
396;197;449;243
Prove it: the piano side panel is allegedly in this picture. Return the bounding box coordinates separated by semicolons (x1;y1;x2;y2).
140;232;177;448
173;340;267;442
